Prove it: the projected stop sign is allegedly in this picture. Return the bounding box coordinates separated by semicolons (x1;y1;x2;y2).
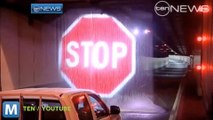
60;14;136;97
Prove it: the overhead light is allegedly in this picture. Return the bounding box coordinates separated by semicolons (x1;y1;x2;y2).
144;29;150;34
133;28;139;35
196;65;206;71
197;36;208;42
202;36;207;41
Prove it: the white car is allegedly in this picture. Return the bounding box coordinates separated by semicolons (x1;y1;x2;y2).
0;88;121;120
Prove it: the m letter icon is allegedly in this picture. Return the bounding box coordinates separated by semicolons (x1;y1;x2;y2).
3;101;20;118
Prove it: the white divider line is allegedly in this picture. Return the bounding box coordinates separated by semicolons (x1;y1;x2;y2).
169;78;185;120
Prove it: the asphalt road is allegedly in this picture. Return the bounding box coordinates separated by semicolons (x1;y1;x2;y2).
121;112;170;120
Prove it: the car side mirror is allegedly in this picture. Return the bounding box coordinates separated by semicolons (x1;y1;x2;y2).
110;105;120;114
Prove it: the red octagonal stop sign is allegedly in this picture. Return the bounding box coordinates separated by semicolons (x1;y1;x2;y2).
60;14;136;97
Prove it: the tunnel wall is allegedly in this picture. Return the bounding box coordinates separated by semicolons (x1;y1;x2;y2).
0;8;64;90
201;0;213;113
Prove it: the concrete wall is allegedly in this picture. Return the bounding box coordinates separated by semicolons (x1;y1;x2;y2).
139;55;190;71
168;55;190;64
0;8;64;90
193;55;201;67
139;57;168;70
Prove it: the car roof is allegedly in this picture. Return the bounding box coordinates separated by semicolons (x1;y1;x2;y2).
0;88;95;98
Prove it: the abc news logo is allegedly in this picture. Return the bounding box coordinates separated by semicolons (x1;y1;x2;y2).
2;102;20;118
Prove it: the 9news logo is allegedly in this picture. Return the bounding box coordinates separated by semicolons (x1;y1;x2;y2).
31;3;63;14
